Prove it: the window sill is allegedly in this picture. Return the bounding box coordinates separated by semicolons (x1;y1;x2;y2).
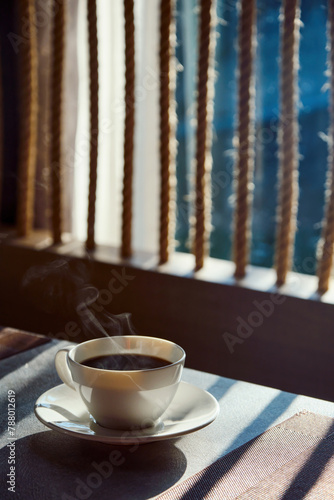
2;229;333;304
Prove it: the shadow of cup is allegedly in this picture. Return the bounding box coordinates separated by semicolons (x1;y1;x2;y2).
0;431;187;500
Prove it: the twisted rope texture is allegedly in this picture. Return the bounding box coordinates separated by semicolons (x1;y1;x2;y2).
317;0;334;294
50;0;65;244
233;0;256;279
0;42;3;216
17;0;38;236
275;0;301;286
194;0;215;271
121;0;135;258
159;0;175;264
86;0;99;250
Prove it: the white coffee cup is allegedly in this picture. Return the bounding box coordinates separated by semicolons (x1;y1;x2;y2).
55;336;185;430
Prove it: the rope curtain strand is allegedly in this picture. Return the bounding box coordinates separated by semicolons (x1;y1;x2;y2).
194;0;216;271
0;44;3;217
317;0;334;294
121;0;135;258
17;0;38;237
86;0;99;251
50;0;65;244
158;0;176;265
275;0;301;286
233;0;256;279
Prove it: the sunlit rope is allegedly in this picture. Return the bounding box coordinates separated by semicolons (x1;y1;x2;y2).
86;0;99;251
121;0;135;258
275;0;301;286
0;42;3;218
17;0;38;237
50;0;65;244
194;0;216;271
233;0;256;279
158;0;177;264
317;0;334;294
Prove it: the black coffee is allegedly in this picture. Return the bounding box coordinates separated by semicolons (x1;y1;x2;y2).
82;354;171;371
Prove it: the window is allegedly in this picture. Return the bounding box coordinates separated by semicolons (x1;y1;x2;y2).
175;0;330;275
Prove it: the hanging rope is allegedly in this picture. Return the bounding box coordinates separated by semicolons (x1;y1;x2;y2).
0;43;3;217
50;0;65;244
233;0;256;279
194;0;216;271
86;0;99;250
17;0;38;237
317;0;334;294
275;0;301;286
158;0;176;264
121;0;135;258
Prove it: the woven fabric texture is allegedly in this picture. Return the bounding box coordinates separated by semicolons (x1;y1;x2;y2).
157;411;334;500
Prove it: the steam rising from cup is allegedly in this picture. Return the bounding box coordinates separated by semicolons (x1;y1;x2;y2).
75;285;138;338
21;259;138;339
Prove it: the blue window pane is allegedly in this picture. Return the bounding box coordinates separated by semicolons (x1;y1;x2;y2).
251;0;281;268
175;0;198;253
293;0;328;275
174;0;330;275
210;0;238;261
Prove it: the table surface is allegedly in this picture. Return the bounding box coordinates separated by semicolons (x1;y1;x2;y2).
2;332;334;500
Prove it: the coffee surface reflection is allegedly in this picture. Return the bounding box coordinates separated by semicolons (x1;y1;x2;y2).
82;353;171;371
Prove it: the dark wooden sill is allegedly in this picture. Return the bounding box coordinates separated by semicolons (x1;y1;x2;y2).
1;232;334;403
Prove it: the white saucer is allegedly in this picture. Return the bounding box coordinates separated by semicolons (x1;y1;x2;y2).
34;381;219;445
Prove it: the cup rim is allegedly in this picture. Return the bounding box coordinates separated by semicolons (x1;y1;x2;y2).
68;335;186;373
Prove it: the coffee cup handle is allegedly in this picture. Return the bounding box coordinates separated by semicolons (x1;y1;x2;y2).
55;348;76;390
